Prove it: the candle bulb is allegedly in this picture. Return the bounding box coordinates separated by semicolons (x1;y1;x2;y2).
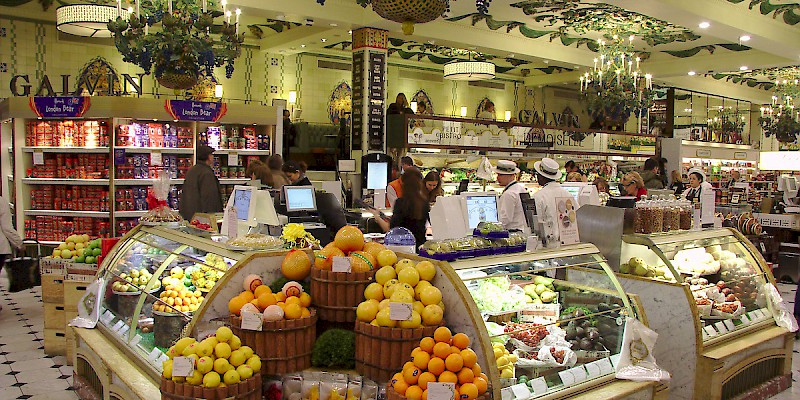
136;0;140;18
117;0;121;17
235;9;241;34
225;10;231;24
202;0;207;12
168;0;172;13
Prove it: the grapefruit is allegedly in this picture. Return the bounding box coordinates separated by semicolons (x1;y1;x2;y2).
363;241;386;259
377;249;398;267
314;246;345;270
350;251;377;272
282;249;312;280
334;226;365;253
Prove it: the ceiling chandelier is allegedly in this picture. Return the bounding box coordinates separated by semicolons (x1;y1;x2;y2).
759;67;800;143
108;0;244;91
57;4;129;38
444;60;495;81
579;34;654;129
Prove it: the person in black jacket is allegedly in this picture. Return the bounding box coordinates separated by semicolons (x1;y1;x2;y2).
369;169;430;247
283;160;312;186
179;145;223;220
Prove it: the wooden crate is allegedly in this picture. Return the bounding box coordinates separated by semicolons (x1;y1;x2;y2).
64;280;90;312
41;274;65;304
43;303;66;330
66;326;76;367
44;328;66;356
229;310;317;375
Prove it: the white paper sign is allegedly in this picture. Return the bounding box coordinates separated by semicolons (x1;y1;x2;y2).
172;356;195;377
228;152;239;166
118;324;130;337
568;366;588;384
525;236;539;252
585;362;601;378
610;353;621;367
33;151;44;165
111;320;124;332
500;387;514;400
241;311;263;331
714;321;728;334
740;315;751;325
148;348;163;362
510;383;531;399
595;358;614;375
704;325;718;337
429;383;456;400
332;256;352;273
102;310;115;324
389;302;413;321
723;320;736;331
529;377;548;396
558;369;576;386
518;303;560;324
130;334;142;346
151;151;162;166
226;206;238;239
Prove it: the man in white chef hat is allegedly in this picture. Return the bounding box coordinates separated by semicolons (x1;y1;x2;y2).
494;160;528;231
532;157;574;247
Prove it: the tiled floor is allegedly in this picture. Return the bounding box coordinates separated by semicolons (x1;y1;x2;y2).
0;276;798;400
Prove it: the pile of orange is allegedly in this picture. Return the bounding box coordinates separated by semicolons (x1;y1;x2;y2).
391;327;488;400
314;226;384;272
228;280;312;321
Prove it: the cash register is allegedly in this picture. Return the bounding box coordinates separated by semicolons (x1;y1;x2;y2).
278;185;333;244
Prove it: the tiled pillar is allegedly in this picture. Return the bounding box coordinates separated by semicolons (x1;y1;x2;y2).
351;27;387;153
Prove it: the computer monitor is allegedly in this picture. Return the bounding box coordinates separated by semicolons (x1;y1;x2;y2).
232;186;257;223
561;182;584;203
462;193;499;229
338;159;356;173
366;162;389;190
284;186;317;212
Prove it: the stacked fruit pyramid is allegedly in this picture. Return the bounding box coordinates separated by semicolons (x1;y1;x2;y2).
388;327;489;400
160;327;262;400
227;275;313;321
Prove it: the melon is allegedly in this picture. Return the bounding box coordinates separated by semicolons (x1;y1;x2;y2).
362;241;386;259
350;251;377;272
334;226;365;254
314;246;345;270
243;274;263;292
282;250;312;280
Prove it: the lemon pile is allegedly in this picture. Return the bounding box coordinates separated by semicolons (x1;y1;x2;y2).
227;280;312;321
492;343;518;379
153;284;204;313
188;253;229;292
355;256;444;329
162;327;261;388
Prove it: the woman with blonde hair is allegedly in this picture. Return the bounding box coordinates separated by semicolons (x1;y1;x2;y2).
621;171;648;200
566;172;583;182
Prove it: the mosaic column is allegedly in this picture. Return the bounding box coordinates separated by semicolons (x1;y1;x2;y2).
351;27;387;153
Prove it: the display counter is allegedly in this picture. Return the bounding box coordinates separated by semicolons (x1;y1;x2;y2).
568;228;793;400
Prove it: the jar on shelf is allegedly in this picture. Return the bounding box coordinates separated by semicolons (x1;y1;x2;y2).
679;200;692;230
633;201;645;234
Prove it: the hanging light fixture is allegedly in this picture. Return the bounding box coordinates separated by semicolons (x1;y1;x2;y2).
57;4;128;38
759;67;800;143
444;60;495;81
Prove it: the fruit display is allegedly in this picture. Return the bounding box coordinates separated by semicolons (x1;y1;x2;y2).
491;342;517;379
503;323;549;348
283;249;313;280
186;253;231;292
389;327;488;400
140;207;183;224
281;372;379;400
671;248;720;275
419;233;527;261
162;327;261;389
227;275;313;321
522;276;558;304
52;234;102;264
282;223;320;249
355;255;444;329
112;268;158;292
469;277;528;315
473;222;509;239
619;257;674;281
719;257;765;309
562;307;607;352
227;233;284;250
189;219;214;231
153;283;205;314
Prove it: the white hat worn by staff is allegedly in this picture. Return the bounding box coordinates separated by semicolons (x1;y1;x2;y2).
531;157;575;247
495;160;528;231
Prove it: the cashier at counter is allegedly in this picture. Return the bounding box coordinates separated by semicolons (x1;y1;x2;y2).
532;158;574;247
682;169;716;228
495;160;528;231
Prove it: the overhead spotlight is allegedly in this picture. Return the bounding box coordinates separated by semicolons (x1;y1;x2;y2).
304;18;314;26
699;21;710;29
739;35;751;42
321;38;327;42
330;23;338;27
688;71;696;76
348;30;352;34
740;66;749;71
300;44;306;48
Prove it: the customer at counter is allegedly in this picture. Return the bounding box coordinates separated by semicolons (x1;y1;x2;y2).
494;160;528;231
532;158;574;246
621;172;648;200
593;177;611;205
179;144;223;220
564;160;587;180
683;169;716;228
423;171;444;205
642;158;665;189
369;169;430;247
268;155;291;189
386;156;416;208
670;170;685;196
478;101;496;120
283;161;312;186
245;160;274;188
387;93;415;115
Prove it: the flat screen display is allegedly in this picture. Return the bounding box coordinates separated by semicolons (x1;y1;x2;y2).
234;188;253;221
367;162;389;190
562;185;581;202
285;186;317;212
465;195;499;229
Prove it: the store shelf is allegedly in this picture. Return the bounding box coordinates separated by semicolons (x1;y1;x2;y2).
213;149;271;156
22;146;109;153
22;178;109;185
219;178;250;185
38;240;64;246
24;210;110;218
115;210;147;218
115;147;194;154
114;179;185;186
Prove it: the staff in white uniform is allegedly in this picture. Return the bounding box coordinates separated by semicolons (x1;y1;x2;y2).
532;158;574;247
682;168;716;227
495;160;528;231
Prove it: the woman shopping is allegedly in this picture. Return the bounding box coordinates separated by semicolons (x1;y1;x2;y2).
620;172;648;201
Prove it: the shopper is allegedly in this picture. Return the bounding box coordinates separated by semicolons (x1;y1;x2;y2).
283;160;312;186
496;160;528;231
179;144;223;221
621;172;648;200
245;160;266;187
0;195;23;311
268;155;291;190
370;169;430;247
566;172;583;182
477;101;495;120
531;158;574;246
682;169;716;227
641;158;665;189
593;176;611;205
659;158;669;188
386;156;416;208
728;170;743;188
283;109;297;158
670;170;685;196
564;160;586;178
423;171;444;205
387;93;414;115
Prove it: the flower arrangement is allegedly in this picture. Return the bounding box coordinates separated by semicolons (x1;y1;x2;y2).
760;112;800;143
281;223;320;250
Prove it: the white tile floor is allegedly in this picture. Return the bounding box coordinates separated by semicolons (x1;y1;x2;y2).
0;275;797;400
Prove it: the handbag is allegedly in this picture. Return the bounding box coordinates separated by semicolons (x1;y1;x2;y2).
4;239;41;293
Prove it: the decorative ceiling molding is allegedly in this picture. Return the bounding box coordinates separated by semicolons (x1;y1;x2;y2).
662;43;751;58
725;0;800;25
247;19;302;39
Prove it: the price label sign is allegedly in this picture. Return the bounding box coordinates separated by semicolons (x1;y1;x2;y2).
510;383;531;400
740;315;751;325
130;334;142;347
101;310;115;324
703;325;718;337
389;302;413;321
529;377;548;396
151;151;163;166
585;362;602;379
429;383;456;400
596;358;614;375
723;320;736;331
172;356;195;377
111;320;125;332
241;311;263;331
714;321;729;334
332;256;352;273
228;152;239;166
500;387;514;400
730;194;740;204
33;151;44;165
118;324;130;337
568;366;588;384
558;369;576;387
148;348;163;363
610;353;621;367
518;303;560;325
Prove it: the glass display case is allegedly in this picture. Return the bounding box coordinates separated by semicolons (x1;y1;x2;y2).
95;225;244;378
448;244;654;399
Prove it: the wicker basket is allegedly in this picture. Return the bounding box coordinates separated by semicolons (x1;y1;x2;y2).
160;374;261;400
386;384;490;400
229;310;316;375
310;268;375;322
355;321;439;382
157;72;198;90
372;0;447;24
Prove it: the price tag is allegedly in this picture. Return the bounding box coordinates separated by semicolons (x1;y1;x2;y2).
429;383;456;400
753;309;765;319
510;383;531;399
226;206;238;239
228;152;239;166
610;353;621;367
101;310;115;324
730;194;740;204
148;348;163;363
518;303;560;325
33;150;44;165
714;321;728;334
596;358;614;375
526;236;539;252
723;320;736;331
760;242;767;253
158;353;170;365
702;330;709;341
529;377;548;396
389;302;413;321
241;311;263;331
130;334;142;347
740;315;751;325
703;325;718;337
172;356;195;377
118;324;130;337
500;387;514;400
151;151;162;166
558;369;576;387
332;256;352;273
568;366;588;384
585;362;602;379
111;320;124;332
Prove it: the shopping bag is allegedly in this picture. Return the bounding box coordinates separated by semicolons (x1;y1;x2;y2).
5;239;41;292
